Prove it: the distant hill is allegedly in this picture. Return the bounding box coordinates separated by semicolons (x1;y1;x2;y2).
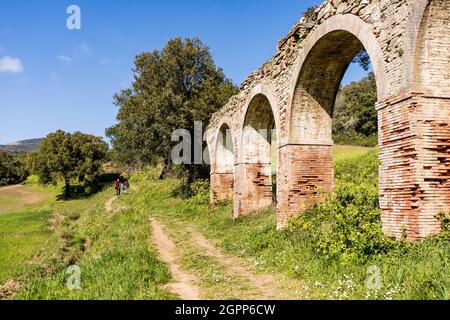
0;138;43;153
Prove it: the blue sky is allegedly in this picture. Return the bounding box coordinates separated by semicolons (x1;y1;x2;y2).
0;0;368;144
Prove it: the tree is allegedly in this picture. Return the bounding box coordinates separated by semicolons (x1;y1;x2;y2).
106;37;237;188
352;50;371;71
0;151;29;185
333;72;378;146
34;130;108;199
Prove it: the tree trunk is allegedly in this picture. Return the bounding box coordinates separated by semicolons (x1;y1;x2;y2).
64;178;70;200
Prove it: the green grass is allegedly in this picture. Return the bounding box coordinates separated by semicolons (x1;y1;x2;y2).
0;179;174;300
3;146;448;300
0;210;54;283
15;190;175;300
333;145;372;163
129;146;449;300
0;185;53;215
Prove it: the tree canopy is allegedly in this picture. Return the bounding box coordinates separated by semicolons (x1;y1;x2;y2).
33;130;108;199
0;151;29;186
333;72;378;146
106;37;237;188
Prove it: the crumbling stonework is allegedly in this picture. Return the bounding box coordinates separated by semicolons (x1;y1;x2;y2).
206;0;450;240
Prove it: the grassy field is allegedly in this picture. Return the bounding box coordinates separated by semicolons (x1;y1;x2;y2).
0;180;174;300
127;146;449;300
0;184;58;283
333;145;372;163
1;146;448;300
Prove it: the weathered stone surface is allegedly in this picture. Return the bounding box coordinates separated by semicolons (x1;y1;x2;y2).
206;0;450;241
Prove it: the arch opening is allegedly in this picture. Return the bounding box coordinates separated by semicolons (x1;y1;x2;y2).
215;123;234;174
211;123;235;204
279;29;379;228
290;30;378;145
238;93;278;215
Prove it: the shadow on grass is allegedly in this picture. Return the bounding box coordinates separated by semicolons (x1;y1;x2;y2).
56;173;125;201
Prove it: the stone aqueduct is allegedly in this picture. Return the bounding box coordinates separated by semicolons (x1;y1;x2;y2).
205;0;450;240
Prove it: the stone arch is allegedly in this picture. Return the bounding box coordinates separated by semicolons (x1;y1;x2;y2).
234;84;279;217
238;84;280;162
412;0;450;96
278;14;385;228
287;14;386;145
210;120;235;204
408;0;450;237
405;0;432;89
214;122;235;173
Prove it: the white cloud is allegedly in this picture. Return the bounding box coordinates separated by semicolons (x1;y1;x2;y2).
0;56;24;74
78;42;92;54
57;55;73;64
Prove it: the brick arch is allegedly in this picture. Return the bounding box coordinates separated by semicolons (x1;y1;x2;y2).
278;14;385;229
237;84;280;163
412;0;450;95
405;0;431;89
286;14;386;145
212;120;235;173
208;1;448;240
408;0;450;237
210;120;236;204
234;84;279;217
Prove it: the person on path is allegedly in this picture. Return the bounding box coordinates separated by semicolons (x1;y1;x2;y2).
115;179;121;196
123;180;130;194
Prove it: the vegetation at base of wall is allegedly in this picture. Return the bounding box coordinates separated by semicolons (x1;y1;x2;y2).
159;147;449;300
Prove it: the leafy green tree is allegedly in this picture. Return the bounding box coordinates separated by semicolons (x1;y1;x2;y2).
352;50;371;71
34;130;108;199
106;37;237;188
0;151;29;185
333;72;378;146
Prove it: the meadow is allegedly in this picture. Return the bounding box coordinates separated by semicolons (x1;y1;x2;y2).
0;180;174;300
1;146;448;300
132;147;449;300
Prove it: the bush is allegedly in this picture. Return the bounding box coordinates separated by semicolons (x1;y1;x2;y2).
289;183;397;264
180;180;210;215
0;151;29;186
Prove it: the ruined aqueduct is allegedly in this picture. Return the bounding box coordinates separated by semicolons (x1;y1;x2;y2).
206;0;450;240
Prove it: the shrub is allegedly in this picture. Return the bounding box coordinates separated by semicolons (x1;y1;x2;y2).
289;183;397;264
180;180;210;215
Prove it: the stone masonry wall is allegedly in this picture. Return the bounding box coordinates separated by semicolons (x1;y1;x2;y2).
206;0;449;240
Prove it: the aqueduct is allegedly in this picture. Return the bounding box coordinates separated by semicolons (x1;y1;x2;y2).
206;0;450;240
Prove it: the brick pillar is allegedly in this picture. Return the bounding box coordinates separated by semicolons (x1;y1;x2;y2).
378;93;450;240
234;163;273;218
211;173;234;204
277;144;334;229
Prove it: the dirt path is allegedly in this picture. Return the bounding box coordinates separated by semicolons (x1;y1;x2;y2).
150;216;307;300
150;218;201;300
104;196;117;213
184;224;287;300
